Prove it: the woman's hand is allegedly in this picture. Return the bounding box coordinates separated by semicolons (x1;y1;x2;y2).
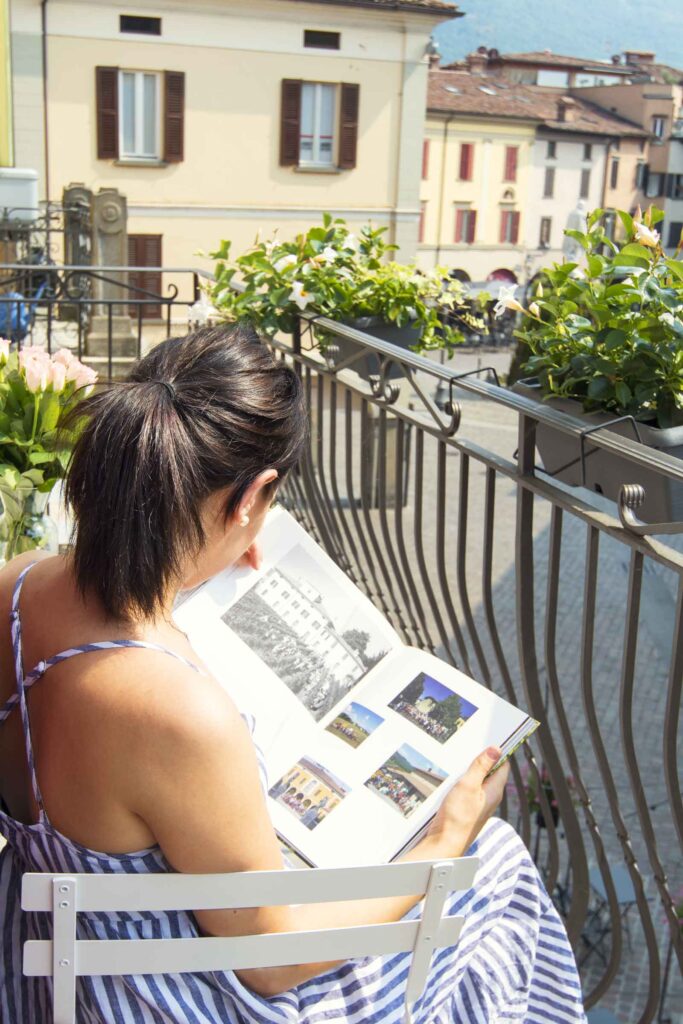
426;748;510;857
234;541;263;571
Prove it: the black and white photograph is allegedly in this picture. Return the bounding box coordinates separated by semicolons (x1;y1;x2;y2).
222;545;390;720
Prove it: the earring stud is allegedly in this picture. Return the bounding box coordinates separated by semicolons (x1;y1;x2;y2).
240;513;250;527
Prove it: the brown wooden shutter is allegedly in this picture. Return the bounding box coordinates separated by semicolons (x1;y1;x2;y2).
510;211;520;245
280;79;302;166
422;140;430;180
454;208;463;243
500;210;508;243
96;66;119;159
459;143;473;181
504;146;518;182
163;71;185;163
128;234;162;319
467;210;477;244
338;83;360;170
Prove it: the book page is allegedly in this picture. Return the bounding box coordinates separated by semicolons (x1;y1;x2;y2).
174;507;402;758
263;647;536;867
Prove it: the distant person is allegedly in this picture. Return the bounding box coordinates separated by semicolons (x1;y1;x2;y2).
0;324;585;1022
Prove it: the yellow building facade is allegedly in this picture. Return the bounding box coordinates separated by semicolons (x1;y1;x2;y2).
418;113;536;280
0;0;12;166
8;0;456;288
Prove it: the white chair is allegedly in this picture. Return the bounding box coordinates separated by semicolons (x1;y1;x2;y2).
23;856;478;1024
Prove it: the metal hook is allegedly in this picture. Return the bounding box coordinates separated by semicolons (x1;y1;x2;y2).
618;484;683;536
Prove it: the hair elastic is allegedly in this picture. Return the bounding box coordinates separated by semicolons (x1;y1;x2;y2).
153;380;176;400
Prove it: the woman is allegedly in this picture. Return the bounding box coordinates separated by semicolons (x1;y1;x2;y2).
0;325;585;1023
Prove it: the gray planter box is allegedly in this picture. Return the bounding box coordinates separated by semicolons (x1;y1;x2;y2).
512;380;683;523
327;317;422;381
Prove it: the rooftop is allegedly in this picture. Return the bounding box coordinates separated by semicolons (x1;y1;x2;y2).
289;0;460;14
427;70;650;136
444;47;683;85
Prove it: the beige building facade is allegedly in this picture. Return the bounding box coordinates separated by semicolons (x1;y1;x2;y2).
7;0;457;292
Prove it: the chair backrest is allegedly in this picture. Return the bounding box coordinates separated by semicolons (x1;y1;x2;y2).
23;856;478;1024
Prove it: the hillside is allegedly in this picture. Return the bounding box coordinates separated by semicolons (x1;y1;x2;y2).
434;0;683;68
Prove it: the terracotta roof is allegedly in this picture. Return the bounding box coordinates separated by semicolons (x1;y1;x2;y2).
427;70;649;136
290;0;459;14
493;51;631;71
444;49;683;84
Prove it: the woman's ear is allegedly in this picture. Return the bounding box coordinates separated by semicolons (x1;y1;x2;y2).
235;468;279;527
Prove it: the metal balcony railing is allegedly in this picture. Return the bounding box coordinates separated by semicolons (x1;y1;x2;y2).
1;262;681;1022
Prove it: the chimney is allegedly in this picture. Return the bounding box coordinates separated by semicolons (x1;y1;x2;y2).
624;50;656;65
557;96;579;123
466;50;489;75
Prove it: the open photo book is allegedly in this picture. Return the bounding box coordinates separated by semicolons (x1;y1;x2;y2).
174;508;539;869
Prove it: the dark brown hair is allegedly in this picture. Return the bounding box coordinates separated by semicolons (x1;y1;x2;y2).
65;323;306;620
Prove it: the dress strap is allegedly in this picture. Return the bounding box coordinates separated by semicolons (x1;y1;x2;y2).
8;562;46;813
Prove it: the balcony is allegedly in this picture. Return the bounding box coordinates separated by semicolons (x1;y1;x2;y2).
1;263;682;1023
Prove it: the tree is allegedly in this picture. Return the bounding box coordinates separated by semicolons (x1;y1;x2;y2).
398;673;427;708
342;628;370;659
430;693;463;732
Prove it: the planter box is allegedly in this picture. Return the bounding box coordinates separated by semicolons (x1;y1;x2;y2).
512;380;683;524
326;318;422;381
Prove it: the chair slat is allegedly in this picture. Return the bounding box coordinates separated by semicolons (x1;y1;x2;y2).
24;916;465;978
22;858;478;913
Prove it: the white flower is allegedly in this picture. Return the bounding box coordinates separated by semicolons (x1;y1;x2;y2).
320;246;338;263
569;267;586;280
343;233;359;252
493;285;524;319
633;221;660;248
0;338;10;364
529;302;541;318
274;254;298;274
288;281;312;311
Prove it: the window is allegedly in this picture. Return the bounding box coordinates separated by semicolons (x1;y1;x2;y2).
459;142;474;181
669;174;683;199
668;222;683;248
609;158;619;190
635;161;646;189
499;210;520;244
418;201;427;244
539;216;552;248
95;67;184;163
454;207;476;243
546;140;557;159
280;80;359;170
119;70;161;160
543;166;555;197
422;139;430;180
503;146;518;182
652;115;666;140
645;171;664;198
303;29;340;49
120;14;161;35
580;168;591;199
582;143;592;161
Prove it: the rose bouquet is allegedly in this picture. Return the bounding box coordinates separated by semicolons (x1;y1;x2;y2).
0;342;97;558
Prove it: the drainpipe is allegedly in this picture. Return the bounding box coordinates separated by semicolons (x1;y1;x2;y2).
41;0;50;202
435;113;454;266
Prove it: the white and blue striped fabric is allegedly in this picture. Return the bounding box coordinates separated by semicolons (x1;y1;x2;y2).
0;564;586;1024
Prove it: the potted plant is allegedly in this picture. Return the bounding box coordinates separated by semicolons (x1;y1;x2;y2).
0;342;97;559
510;206;683;522
210;215;484;379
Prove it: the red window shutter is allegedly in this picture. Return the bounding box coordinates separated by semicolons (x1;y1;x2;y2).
459;143;473;180
280;79;302;166
511;211;520;245
499;211;507;243
455;208;464;242
422;139;430;180
418;202;426;243
504;146;518;182
467;210;477;244
338;83;360;170
163;71;185;163
96;66;119;159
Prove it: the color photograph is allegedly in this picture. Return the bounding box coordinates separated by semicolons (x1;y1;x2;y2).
326;702;384;748
365;743;448;818
388;672;478;744
269;756;351;831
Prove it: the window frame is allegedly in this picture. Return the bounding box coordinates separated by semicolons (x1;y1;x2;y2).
652;115;666;140
543;166;555;198
500;209;520;245
645;171;663;198
539;216;552;248
119;14;161;35
299;81;338;169
303;29;341;50
546;140;557;159
609;157;619;190
582;143;592;162
453;206;476;244
580;167;591;199
418;200;427;244
118;68;162;162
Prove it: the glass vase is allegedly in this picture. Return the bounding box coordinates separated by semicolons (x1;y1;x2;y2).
2;490;60;562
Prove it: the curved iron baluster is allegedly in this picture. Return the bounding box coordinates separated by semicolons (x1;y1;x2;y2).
435;441;472;672
392;419;434;649
456;455;492;684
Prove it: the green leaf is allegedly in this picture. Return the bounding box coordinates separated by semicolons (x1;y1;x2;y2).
617;210;635;238
615;381;632;406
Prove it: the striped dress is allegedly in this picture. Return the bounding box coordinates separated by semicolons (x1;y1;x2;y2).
0;564;586;1024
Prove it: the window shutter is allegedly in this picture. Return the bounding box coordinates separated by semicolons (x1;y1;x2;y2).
511;211;520;245
454;208;464;242
467;210;477;244
338;83;360;170
499;211;508;244
280;79;302;166
163;71;185;163
459;143;472;180
96;66;119;159
422;140;430;180
505;146;517;181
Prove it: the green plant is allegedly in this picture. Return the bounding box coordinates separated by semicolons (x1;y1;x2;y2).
210;214;483;352
0;343;96;555
515;206;683;429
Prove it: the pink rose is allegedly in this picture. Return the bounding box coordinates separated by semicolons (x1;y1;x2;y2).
21;353;49;393
52;348;76;368
71;362;98;391
49;360;67;392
